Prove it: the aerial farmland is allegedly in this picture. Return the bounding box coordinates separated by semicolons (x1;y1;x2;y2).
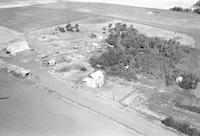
0;0;200;136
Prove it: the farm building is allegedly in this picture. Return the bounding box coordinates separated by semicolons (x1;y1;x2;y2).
47;59;56;66
6;65;32;78
6;39;31;55
18;68;32;77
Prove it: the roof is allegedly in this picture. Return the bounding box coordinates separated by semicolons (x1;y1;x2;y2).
6;39;31;55
48;59;56;63
20;69;31;75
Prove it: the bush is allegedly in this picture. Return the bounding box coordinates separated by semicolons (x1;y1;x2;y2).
56;67;71;73
178;73;200;90
175;103;200;114
162;117;200;136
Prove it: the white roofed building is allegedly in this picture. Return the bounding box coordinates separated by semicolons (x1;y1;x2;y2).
6;39;31;55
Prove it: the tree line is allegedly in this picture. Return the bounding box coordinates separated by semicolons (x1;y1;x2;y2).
170;7;200;15
55;23;80;33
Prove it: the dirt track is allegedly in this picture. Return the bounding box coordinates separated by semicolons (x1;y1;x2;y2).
0;72;139;136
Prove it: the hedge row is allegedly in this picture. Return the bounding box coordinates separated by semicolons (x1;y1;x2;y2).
162;117;200;136
175;103;200;114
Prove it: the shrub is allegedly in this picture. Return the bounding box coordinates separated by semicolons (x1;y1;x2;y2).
178;73;200;90
175;103;200;114
80;67;87;72
161;117;200;136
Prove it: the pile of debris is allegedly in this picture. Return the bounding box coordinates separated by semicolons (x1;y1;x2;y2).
83;70;105;88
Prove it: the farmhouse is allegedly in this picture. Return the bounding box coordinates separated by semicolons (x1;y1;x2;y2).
83;70;105;88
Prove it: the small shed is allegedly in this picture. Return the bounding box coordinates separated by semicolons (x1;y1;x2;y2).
47;59;56;66
7;65;32;78
19;69;32;77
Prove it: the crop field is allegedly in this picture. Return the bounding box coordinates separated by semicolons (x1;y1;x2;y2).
0;5;94;32
54;2;200;48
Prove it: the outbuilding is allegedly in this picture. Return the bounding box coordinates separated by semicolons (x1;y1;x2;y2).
6;65;32;78
19;68;32;77
47;59;56;66
6;39;31;55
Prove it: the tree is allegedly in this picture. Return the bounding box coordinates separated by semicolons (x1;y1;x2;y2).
65;24;72;31
194;0;200;7
193;8;200;14
178;73;199;90
108;23;112;28
75;24;79;28
58;27;65;33
74;24;80;32
90;22;200;84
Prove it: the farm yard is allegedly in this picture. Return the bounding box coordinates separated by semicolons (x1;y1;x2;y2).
1;1;200;136
19;15;200;135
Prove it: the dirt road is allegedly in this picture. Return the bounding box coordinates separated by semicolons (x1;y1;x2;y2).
0;72;139;136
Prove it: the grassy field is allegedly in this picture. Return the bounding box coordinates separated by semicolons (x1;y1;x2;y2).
0;26;21;44
0;5;94;32
65;0;197;9
57;2;200;48
0;1;200;47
